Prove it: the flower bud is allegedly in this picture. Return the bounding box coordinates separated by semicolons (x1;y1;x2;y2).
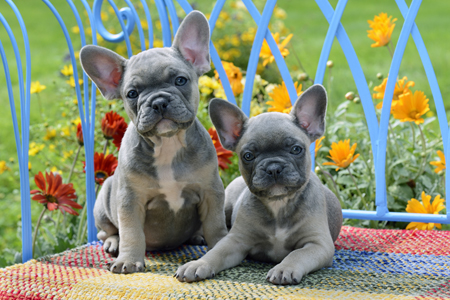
345;92;355;100
297;73;309;81
377;73;383;80
353;97;360;104
326;60;334;68
315;166;320;173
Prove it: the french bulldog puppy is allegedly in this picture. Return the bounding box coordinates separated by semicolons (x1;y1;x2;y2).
175;84;342;285
79;11;228;274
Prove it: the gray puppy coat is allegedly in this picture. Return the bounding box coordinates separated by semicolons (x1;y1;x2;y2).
79;11;228;274
176;84;343;285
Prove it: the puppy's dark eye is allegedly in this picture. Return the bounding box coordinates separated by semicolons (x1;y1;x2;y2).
175;76;188;86
290;145;303;155
243;152;255;161
127;90;138;98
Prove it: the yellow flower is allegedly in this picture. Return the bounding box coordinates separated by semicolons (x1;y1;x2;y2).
392;90;429;124
30;81;46;94
315;136;325;157
0;161;10;174
367;13;397;47
260;33;293;66
61;126;71;137
274;6;287;19
60;64;73;77
406;192;445;230
430;150;446;174
199;76;221;96
28;162;32;170
214;61;243;96
373;76;415;109
323;139;360;171
71;26;80;34
214;87;226;100
50;166;63;174
267;81;302;114
49;144;56;151
63;150;74;159
71;117;81;126
67;76;83;88
29;142;45;156
44;128;56;141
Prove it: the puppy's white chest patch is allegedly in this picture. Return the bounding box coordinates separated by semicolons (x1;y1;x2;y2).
151;136;186;213
268;227;291;260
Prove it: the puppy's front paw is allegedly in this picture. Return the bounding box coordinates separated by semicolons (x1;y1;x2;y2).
110;255;145;274
103;235;119;257
175;260;215;283
266;264;303;285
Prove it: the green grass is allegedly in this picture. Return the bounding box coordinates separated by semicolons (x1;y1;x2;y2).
0;0;449;261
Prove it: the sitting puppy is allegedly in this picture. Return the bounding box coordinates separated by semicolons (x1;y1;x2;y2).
175;84;342;285
79;11;228;274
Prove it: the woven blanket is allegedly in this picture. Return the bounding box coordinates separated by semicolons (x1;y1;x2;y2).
1;226;449;299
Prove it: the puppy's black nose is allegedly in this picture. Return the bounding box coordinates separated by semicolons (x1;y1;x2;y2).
266;164;283;179
152;98;168;113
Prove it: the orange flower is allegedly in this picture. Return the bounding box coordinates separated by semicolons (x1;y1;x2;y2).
430;150;446;174
83;152;118;185
373;76;415;110
214;61;243;96
30;171;81;215
101;111;127;140
267;81;302;114
392;90;429;124
76;123;84;146
315;136;325;157
260;33;293;66
208;128;233;170
406;192;445;230
323;139;359;171
112;121;128;150
367;13;397;47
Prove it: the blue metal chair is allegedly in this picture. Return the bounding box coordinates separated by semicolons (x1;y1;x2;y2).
1;0;448;263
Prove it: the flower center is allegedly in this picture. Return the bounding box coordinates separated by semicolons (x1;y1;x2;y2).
45;195;58;203
408;110;419;119
95;170;108;180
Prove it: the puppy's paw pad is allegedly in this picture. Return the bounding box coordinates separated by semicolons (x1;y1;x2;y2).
109;257;145;274
267;265;303;285
104;235;120;257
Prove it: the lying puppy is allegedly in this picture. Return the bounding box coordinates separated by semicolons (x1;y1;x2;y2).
79;11;228;274
176;84;342;284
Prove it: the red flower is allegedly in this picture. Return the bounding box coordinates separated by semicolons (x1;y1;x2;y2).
208;128;233;170
112;120;127;150
101;111;127;140
30;171;82;215
76;123;84;146
83;152;118;185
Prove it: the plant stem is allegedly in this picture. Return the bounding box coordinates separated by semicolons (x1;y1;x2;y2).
66;144;82;184
386;42;393;59
289;43;314;83
317;163;344;207
388;123;401;158
32;207;47;257
76;184;101;245
103;139;109;156
347;167;366;209
413;124;427;182
409;122;416;148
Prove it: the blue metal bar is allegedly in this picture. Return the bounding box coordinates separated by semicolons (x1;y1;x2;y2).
42;0;98;243
376;0;422;218
124;0;146;51
315;0;379;164
92;0;135;44
3;0;33;262
106;0;133;58
155;0;171;47
164;0;179;35
241;0;297;116
175;0;237;105
241;0;277;116
343;210;450;223
139;0;153;49
395;0;449;221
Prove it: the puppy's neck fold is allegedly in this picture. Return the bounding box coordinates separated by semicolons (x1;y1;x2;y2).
148;129;187;158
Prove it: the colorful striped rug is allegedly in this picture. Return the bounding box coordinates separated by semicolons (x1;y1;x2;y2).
0;226;449;299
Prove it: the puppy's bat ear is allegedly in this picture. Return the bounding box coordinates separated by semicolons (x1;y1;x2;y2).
172;11;210;76
290;84;328;143
209;98;248;152
79;45;126;100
